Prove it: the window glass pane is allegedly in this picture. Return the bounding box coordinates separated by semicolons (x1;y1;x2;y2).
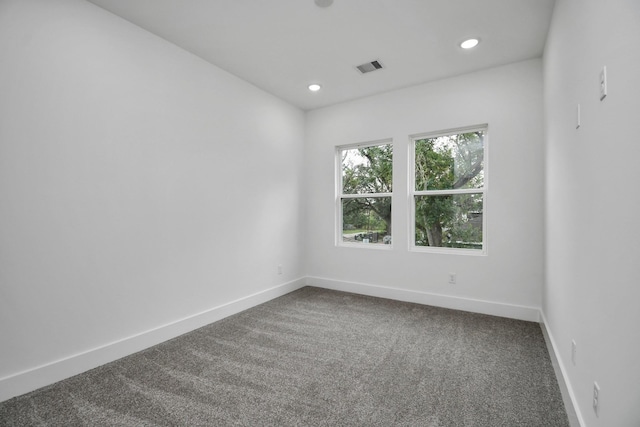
342;144;392;194
414;194;483;249
342;197;392;244
415;131;484;191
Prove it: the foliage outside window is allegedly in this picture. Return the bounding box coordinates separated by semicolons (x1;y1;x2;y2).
411;126;486;253
338;142;392;247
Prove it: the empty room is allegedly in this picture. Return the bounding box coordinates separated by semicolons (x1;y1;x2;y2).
0;0;638;426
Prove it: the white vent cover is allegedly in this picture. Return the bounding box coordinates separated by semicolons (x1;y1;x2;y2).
356;60;383;74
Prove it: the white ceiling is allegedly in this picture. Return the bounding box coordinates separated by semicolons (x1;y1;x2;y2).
86;0;556;111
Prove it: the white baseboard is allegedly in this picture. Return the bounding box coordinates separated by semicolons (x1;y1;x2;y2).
306;276;541;322
539;311;584;427
0;278;306;403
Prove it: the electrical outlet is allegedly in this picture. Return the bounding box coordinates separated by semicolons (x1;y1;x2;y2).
571;340;577;365
593;382;600;416
448;273;456;284
277;264;283;275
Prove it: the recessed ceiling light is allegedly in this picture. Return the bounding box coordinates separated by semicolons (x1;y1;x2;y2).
308;83;322;92
460;38;479;49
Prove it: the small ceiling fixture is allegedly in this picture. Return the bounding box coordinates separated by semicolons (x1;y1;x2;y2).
308;83;322;92
460;38;479;49
356;60;384;74
314;0;333;7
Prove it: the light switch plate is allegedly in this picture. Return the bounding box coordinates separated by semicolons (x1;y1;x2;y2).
593;381;600;416
600;66;607;100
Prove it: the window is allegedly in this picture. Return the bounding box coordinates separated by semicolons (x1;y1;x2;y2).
410;126;486;253
337;141;392;247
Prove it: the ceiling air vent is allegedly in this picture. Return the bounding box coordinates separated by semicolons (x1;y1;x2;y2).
356;60;384;74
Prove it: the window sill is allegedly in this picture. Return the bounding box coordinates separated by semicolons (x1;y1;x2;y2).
338;242;393;250
410;246;487;256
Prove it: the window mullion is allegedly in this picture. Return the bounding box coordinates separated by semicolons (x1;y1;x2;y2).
413;188;483;197
340;192;392;199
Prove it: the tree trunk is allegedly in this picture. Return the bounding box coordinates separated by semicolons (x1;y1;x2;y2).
426;220;443;247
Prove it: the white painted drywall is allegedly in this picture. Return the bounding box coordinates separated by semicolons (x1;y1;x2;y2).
305;59;545;314
543;0;640;425
0;0;305;396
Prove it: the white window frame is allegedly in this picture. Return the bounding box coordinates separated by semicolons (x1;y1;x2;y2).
409;125;488;256
336;139;393;249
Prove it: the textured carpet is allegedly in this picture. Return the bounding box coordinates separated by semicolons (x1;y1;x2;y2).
0;287;569;426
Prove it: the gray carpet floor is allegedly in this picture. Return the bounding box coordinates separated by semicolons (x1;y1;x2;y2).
0;287;569;426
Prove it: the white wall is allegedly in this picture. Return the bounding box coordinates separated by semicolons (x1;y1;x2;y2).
543;0;640;426
305;59;545;320
6;2;638;422
0;0;305;400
